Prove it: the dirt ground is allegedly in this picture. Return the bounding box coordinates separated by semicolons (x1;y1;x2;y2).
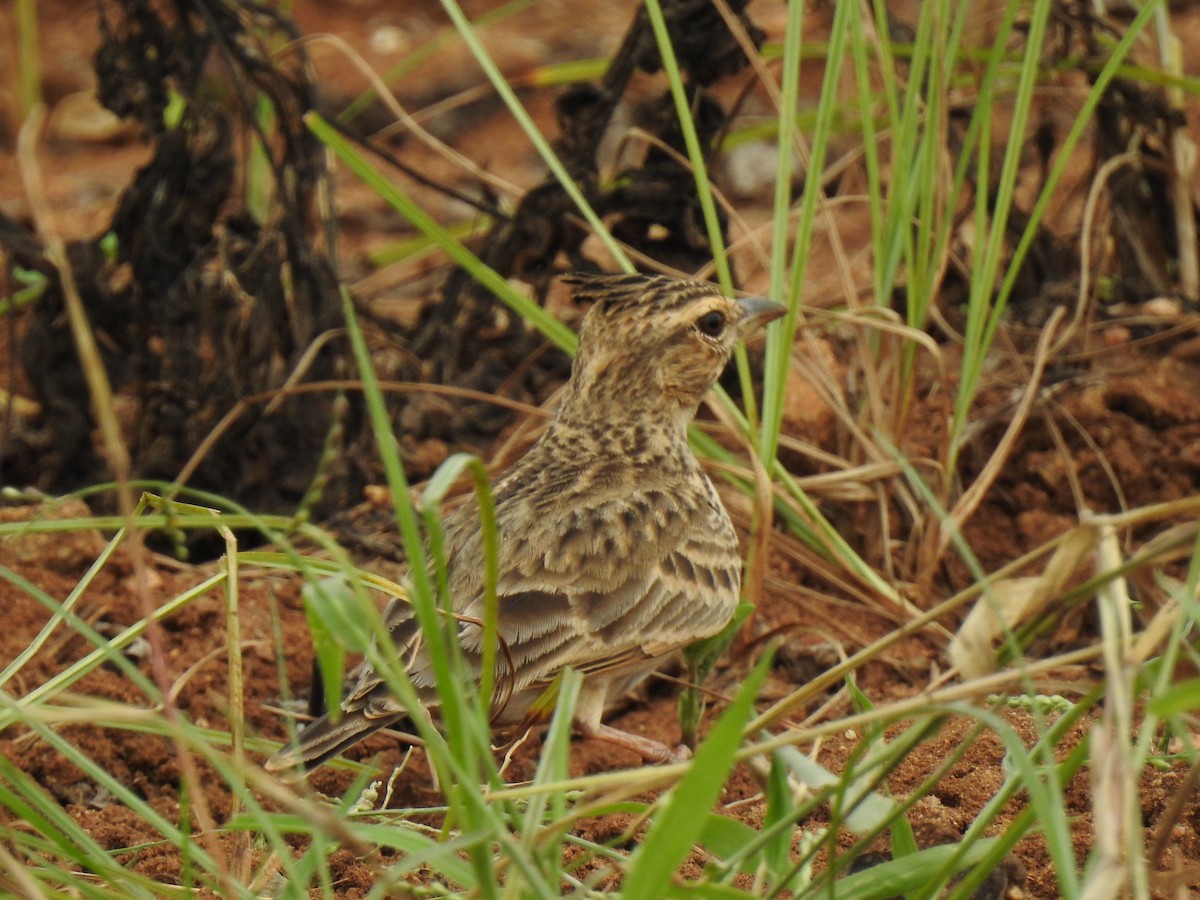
3;1;1200;897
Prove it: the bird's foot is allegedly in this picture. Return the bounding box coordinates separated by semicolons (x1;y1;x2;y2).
577;721;691;765
667;742;692;764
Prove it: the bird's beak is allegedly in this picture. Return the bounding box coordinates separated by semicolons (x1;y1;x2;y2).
735;297;787;332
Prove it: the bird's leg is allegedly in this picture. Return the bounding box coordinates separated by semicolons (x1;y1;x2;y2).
572;682;691;764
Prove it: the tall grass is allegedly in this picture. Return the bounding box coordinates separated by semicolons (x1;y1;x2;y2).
3;0;1199;896
14;0;41;117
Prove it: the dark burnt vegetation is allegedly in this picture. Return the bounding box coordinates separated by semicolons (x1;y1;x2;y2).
2;0;348;531
0;0;769;548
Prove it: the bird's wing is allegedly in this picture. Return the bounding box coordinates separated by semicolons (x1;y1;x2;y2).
339;483;740;722
468;491;742;707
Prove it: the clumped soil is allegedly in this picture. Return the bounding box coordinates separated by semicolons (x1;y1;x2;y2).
4;0;1200;897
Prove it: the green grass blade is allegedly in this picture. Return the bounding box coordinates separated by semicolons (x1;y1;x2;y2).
306;114;576;354
435;0;632;273
620;651;772;898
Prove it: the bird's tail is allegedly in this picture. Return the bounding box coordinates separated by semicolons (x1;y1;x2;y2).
265;708;402;774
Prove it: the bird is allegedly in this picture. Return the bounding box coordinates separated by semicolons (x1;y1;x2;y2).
266;273;785;772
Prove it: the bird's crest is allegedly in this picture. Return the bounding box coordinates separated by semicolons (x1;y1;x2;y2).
562;272;723;317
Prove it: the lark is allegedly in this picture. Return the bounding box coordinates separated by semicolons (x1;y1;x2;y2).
267;273;785;771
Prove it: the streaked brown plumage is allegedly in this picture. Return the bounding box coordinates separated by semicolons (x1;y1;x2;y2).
267;273;785;772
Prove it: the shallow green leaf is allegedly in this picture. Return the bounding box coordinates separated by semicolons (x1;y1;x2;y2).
832;837;1000;900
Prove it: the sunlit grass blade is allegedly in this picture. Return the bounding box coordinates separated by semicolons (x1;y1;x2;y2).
337;0;533;124
434;0;631;274
306;115;576;354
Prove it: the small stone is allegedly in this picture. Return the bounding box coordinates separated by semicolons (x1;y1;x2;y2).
1102;325;1131;347
1140;296;1182;319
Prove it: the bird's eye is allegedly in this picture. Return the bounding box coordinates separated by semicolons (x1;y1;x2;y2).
696;311;726;337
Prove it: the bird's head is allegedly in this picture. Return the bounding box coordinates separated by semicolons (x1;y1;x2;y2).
561;273;786;424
